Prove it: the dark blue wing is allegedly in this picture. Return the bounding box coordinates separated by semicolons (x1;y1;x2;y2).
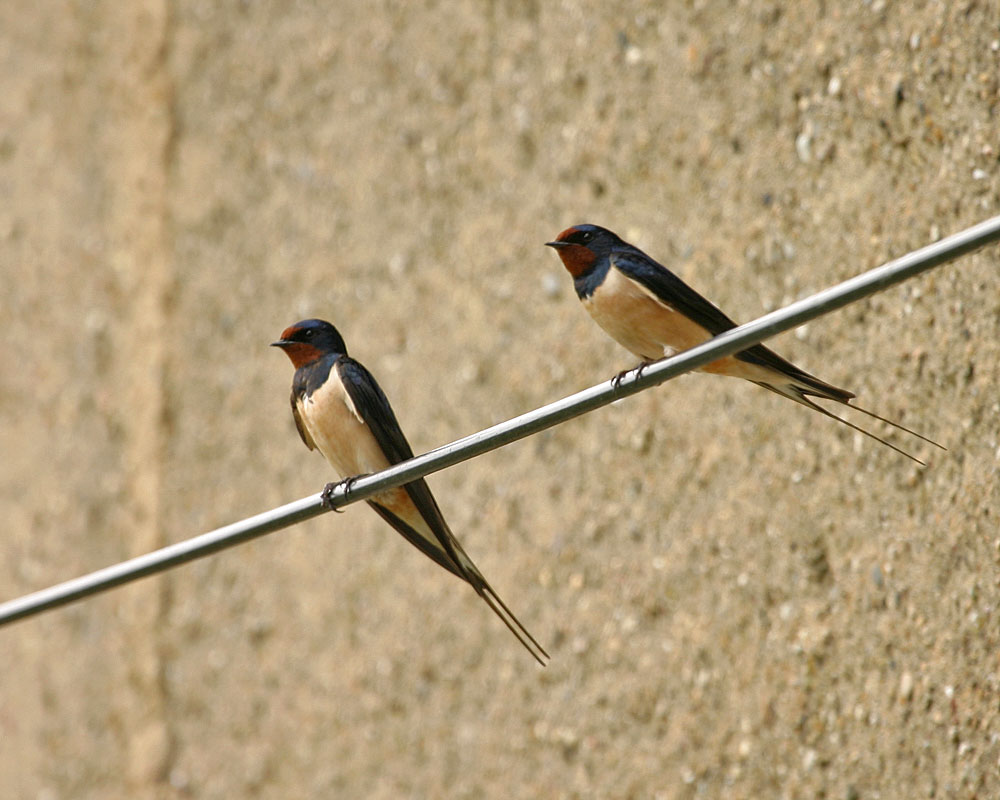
613;250;853;401
334;358;469;577
336;357;550;664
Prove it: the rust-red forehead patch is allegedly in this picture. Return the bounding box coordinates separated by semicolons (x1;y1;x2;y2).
279;324;304;341
555;226;582;242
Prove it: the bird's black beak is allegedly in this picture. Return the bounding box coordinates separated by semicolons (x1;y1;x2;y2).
545;241;569;249
271;339;291;348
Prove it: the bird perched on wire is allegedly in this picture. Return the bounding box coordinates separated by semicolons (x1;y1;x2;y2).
272;319;547;664
546;224;943;464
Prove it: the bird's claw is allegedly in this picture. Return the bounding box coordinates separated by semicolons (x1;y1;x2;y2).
611;361;652;390
321;476;360;512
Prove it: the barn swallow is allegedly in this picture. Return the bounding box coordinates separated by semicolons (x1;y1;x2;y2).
272;319;548;665
546;224;944;464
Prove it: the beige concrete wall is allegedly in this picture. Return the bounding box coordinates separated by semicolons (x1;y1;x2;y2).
2;1;998;797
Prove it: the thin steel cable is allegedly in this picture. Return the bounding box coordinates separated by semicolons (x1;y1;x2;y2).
2;215;998;627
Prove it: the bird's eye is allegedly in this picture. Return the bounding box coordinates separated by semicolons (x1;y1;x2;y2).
580;231;593;243
303;329;313;338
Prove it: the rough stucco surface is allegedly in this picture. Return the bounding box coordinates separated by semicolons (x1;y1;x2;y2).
2;1;999;798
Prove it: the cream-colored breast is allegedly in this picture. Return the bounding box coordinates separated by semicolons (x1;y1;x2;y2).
584;265;791;383
582;265;714;361
297;370;392;480
297;369;416;516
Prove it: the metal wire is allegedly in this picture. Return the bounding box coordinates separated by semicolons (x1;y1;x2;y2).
2;215;998;627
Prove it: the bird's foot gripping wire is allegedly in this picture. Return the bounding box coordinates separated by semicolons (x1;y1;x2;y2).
321;475;362;512
611;360;653;390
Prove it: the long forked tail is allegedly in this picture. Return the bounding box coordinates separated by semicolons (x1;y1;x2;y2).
842;399;946;450
373;492;548;664
476;581;549;666
438;526;549;665
753;382;945;466
450;539;549;665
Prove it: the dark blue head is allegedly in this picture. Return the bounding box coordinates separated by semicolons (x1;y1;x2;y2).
545;224;623;278
271;319;348;368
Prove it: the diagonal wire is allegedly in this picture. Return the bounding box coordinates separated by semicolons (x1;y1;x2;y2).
2;215;999;628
